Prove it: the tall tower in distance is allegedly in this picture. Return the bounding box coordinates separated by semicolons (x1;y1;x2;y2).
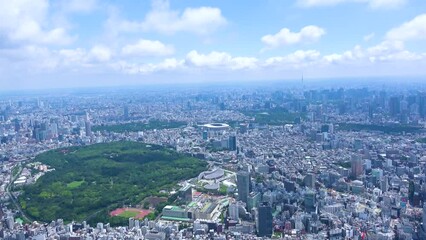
85;121;92;137
389;96;400;117
123;106;129;120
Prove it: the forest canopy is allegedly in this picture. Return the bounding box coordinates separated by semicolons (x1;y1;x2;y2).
19;141;207;222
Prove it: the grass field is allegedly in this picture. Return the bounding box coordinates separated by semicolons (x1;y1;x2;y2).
118;210;139;218
66;181;85;189
110;207;151;219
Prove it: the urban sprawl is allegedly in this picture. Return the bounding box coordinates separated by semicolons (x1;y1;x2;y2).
1;84;426;239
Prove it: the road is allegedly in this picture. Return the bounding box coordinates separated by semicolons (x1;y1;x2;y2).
6;164;33;223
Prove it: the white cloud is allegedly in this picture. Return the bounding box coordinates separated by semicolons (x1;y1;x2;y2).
298;0;345;7
2;42;425;84
323;46;364;63
363;33;375;42
104;8;137;37
142;0;227;35
113;58;185;74
386;14;426;42
185;51;258;70
368;0;406;9
58;46;113;66
298;0;406;9
261;25;325;48
0;45;60;71
265;50;321;68
140;58;184;73
121;39;174;57
89;45;112;62
106;0;227;36
0;0;74;45
59;48;87;65
367;40;404;56
61;0;98;13
323;40;424;64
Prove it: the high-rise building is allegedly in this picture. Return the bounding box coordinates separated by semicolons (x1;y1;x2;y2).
304;191;316;213
13;119;20;132
178;185;192;203
237;171;250;205
123;106;129;119
247;191;261;211
381;176;389;192
418;93;426;118
304;173;316;189
33;127;41;142
228;135;237;151
389;96;400;117
284;179;296;192
85;121;92;137
351;154;364;179
353;139;363;150
202;131;208;140
256;202;273;238
50;123;58;138
228;202;239;221
368;104;374;119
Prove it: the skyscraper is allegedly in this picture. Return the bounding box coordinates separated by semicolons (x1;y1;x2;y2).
304;190;316;213
351;154;363;179
256;202;273;238
228;202;239;221
123;106;129;120
13;119;20;132
237;171;250;205
85;121;92;137
228;135;237;151
304;173;316;189
389;96;400;117
419;93;426;118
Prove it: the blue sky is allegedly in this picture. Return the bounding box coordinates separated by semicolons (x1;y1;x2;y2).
0;0;426;89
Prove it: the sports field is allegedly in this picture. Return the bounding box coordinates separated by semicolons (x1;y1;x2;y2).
110;208;151;219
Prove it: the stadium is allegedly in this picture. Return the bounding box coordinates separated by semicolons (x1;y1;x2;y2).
201;123;230;131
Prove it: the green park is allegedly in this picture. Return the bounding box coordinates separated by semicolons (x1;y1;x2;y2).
19;141;207;224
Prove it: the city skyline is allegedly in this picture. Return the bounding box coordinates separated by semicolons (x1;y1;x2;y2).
1;0;426;90
2;83;426;238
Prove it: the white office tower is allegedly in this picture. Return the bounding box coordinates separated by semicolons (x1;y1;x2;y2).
229;202;239;221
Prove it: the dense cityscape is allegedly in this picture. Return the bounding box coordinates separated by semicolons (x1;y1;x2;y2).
0;82;426;239
1;0;426;239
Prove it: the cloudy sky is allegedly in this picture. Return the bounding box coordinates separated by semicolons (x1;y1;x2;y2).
1;0;426;90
